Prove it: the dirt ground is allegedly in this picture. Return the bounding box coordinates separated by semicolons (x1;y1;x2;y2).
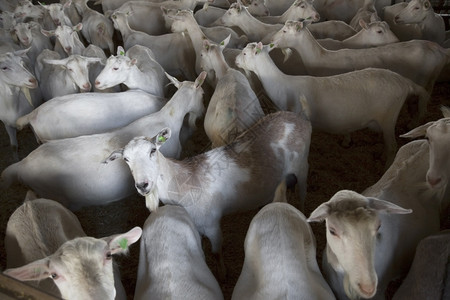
0;79;449;300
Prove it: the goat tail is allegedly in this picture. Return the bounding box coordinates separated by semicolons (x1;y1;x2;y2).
273;174;298;203
0;163;20;190
16;113;31;131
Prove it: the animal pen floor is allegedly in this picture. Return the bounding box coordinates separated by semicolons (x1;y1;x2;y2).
0;80;449;299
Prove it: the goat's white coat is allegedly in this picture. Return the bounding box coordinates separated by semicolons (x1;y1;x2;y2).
0;50;40;159
318;19;399;50
393;230;450;300
232;183;334;300
35;49;101;101
235;42;428;165
1;73;206;210
134;205;223;300
4;196;142;300
104;111;311;276
201;38;264;147
270;20;448;104
111;9;196;80
95;45;168;97
16;90;167;142
12;21;53;65
308;122;448;299
257;0;320;25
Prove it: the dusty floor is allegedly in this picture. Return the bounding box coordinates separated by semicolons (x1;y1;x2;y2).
0;80;449;299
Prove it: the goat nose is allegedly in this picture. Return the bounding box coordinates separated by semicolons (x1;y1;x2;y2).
358;283;375;297
28;78;37;88
65;46;72;53
315;13;320;21
427;175;442;187
135;182;149;191
94;80;100;86
82;83;91;91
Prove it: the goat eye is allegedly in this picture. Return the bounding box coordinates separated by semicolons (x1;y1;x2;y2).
113;67;118;71
377;224;381;231
123;157;129;162
329;228;337;236
50;273;59;279
106;251;112;260
1;67;8;70
150;148;157;155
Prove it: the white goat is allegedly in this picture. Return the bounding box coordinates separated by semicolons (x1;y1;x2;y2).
257;0;320;25
400;106;450;213
114;0;209;35
71;0;114;53
4;196;141;300
270;20;448;112
311;0;391;23
317;19;399;50
385;0;445;45
235;42;428;166
308;114;450;299
1;72;206;210
168;9;248;50
16;90;167;143
393;230;450;300
103;111;312;277
232;180;335;300
194;0;269;27
349;0;379;31
35;49;102;101
41;23;86;56
201;38;265;147
0;50;40;160
110;9;196;80
212;1;282;43
11;21;53;64
39;1;74;27
307;20;357;40
134;205;224;300
95;45;168;97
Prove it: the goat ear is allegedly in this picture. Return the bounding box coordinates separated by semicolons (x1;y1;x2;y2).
102;149;124;164
74;23;83;32
400;121;434;139
3;258;51;282
104;227;143;255
367;197;412;214
194;71;207;89
41;28;54;37
441;106;450;118
308;202;329;222
155;127;171;147
165;72;181;88
219;34;231;50
359;19;369;30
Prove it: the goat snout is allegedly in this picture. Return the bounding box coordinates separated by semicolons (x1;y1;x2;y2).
65;46;72;54
28;78;38;88
427;175;442;188
81;83;91;92
135;182;149;193
94;80;101;87
313;13;320;22
358;282;376;298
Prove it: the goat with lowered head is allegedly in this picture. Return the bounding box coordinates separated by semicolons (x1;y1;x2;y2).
232;180;335;300
3;194;142;300
308;109;450;299
134;205;224;300
103;111;312;278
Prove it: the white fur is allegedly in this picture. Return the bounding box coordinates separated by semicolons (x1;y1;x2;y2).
232;182;335;299
95;45;168;97
134;205;223;300
110;9;197;80
1;72;206;210
318;19;399;50
4;196;142;300
201;38;264;147
104;111;311;277
11;21;53;65
257;0;320;25
16;90;167;143
235;42;429;166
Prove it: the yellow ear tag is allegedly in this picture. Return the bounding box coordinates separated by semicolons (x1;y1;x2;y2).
158;136;166;143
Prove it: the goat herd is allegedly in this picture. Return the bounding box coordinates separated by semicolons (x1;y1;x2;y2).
0;0;449;299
